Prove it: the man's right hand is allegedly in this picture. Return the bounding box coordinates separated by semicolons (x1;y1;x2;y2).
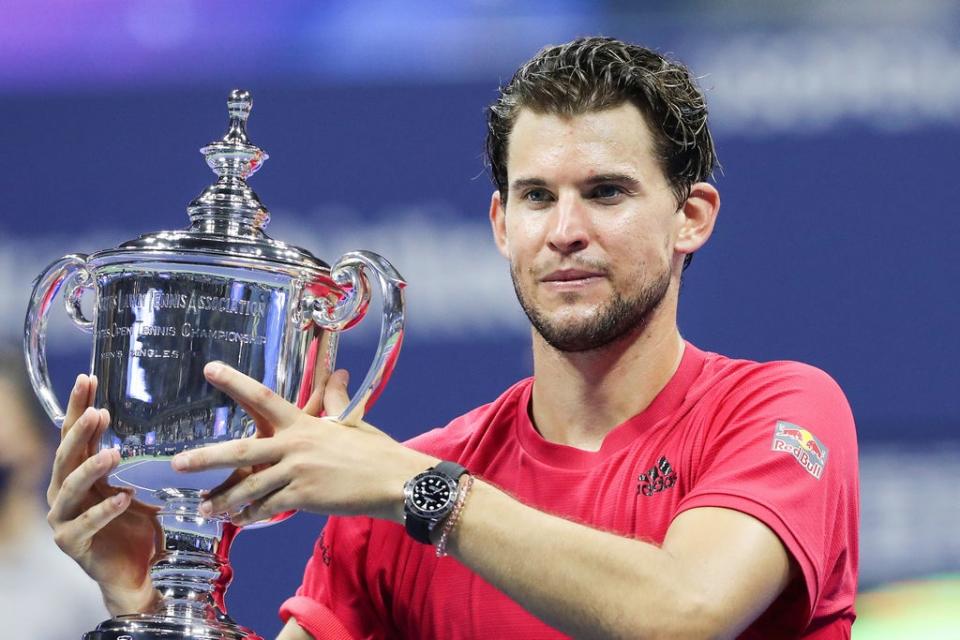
46;373;163;616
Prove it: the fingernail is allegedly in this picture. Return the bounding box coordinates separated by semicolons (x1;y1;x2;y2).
205;361;224;378
90;374;98;386
73;374;85;391
337;369;349;384
171;454;189;471
199;500;212;516
95;450;110;465
112;493;127;508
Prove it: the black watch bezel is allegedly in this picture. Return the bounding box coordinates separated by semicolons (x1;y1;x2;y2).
403;461;468;545
403;469;460;520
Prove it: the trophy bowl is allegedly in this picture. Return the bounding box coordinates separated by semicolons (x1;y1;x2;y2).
24;90;405;639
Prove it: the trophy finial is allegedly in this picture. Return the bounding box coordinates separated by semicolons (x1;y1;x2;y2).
224;89;253;145
187;89;271;235
199;88;267;179
228;88;252;114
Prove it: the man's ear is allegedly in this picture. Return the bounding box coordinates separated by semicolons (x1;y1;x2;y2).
489;190;510;259
675;182;720;258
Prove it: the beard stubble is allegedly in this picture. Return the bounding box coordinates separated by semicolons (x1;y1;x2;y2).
510;261;671;353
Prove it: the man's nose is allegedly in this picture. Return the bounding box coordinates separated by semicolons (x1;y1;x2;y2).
546;196;590;255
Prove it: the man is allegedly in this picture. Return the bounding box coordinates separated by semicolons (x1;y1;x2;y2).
47;37;858;638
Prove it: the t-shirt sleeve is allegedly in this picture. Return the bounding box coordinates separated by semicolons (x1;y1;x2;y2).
279;515;384;640
674;362;858;624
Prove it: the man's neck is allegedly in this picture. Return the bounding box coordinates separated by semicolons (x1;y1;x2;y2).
529;309;685;452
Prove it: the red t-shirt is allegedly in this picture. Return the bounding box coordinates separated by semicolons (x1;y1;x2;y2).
280;342;859;638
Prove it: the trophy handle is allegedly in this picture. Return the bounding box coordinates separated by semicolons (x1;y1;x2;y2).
23;253;95;428
311;250;406;425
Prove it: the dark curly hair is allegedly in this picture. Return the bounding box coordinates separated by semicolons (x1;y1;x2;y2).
486;37;719;269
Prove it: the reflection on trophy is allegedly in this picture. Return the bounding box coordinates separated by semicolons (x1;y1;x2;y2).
24;90;405;639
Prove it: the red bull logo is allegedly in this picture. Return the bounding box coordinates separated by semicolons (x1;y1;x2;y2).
771;421;829;479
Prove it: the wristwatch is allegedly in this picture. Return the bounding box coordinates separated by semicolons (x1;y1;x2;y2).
402;461;469;544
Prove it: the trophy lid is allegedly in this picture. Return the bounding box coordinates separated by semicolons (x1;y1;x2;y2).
94;89;329;273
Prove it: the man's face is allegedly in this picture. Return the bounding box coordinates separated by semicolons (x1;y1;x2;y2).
491;103;684;352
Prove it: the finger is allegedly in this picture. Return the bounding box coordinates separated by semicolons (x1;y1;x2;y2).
86;374;98;408
234;401;276;438
49;447;120;523
301;388;323;418
220;389;278;438
231;488;293;527
89;410;115;483
83;408;108;461
203;365;303;437
300;366;331;417
202;467;252;498
202;379;284;439
53;491;132;554
329;372;369;428
323;369;351;419
200;464;290;517
204;362;300;429
49;407;105;501
61;374;96;439
171;437;281;472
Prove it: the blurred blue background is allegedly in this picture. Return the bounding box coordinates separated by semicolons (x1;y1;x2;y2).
1;0;958;636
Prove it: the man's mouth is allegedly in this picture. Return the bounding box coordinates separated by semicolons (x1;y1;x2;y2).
540;269;605;287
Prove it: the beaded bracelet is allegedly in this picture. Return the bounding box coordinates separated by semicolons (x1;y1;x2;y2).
435;474;474;558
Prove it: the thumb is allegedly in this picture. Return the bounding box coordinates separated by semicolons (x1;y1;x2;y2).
323;369;350;418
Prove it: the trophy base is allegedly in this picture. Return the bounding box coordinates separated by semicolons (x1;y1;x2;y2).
83;613;261;640
80;492;261;640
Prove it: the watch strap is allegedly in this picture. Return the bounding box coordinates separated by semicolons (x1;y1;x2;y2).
434;461;468;482
405;462;469;545
405;511;433;545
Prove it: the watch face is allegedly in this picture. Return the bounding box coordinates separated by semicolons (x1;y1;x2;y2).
408;472;456;518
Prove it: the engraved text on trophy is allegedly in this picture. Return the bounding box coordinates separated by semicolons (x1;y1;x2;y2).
93;270;289;456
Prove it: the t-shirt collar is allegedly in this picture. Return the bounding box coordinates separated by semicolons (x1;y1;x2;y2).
515;340;707;469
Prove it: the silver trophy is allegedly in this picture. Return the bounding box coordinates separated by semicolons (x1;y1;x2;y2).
24;90;405;639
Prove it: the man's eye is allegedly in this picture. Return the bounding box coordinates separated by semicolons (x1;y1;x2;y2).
590;184;624;200
523;189;552;203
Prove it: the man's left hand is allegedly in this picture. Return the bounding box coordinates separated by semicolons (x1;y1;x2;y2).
171;361;437;526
